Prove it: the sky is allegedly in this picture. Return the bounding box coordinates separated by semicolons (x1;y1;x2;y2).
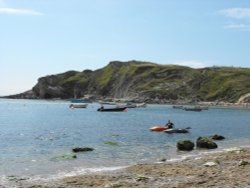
1;0;250;96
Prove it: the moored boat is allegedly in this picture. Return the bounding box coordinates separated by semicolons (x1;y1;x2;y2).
70;98;92;103
99;101;117;105
136;103;147;108
69;104;88;109
118;102;137;108
97;106;128;112
116;102;147;108
172;105;183;109
164;128;189;134
183;106;202;112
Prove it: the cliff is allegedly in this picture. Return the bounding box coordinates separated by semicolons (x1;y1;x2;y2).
6;60;250;103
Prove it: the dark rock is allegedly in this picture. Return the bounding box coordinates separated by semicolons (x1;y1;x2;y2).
210;134;225;140
159;158;167;162
238;160;250;166
72;147;94;153
196;137;218;149
177;139;195;151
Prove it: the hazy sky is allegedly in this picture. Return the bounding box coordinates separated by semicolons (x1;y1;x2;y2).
1;0;250;96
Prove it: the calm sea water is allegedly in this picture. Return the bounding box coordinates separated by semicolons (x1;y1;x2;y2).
0;99;249;185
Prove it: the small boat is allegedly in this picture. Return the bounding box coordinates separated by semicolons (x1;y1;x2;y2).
136;103;147;108
183;106;202;112
99;101;117;105
69;104;88;109
149;126;168;132
164;128;189;134
116;102;147;108
70;98;92;103
119;102;137;108
97;106;128;112
172;105;183;109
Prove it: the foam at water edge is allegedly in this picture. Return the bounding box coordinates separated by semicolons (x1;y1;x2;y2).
159;144;250;164
166;154;196;162
28;166;128;183
0;166;128;187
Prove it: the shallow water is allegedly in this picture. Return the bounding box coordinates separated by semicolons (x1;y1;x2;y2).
0;99;249;185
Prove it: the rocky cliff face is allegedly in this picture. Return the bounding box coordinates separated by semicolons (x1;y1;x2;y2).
6;61;250;103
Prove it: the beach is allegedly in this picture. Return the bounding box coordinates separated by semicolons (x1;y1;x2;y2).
22;147;250;188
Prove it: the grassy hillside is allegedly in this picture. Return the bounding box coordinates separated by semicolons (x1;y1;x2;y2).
9;61;250;103
198;67;250;102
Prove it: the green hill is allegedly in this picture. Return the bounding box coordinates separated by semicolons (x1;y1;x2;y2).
7;60;250;103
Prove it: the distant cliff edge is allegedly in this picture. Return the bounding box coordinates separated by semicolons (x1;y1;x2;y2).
5;60;250;103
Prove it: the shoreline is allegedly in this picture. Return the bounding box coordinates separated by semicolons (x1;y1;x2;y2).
16;147;250;188
1;98;250;110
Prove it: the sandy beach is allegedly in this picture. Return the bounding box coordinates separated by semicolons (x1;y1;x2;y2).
21;147;250;188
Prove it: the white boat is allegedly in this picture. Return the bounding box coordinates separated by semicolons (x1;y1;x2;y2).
99;101;117;105
116;102;147;108
183;106;202;112
69;104;88;109
172;105;183;109
136;103;147;108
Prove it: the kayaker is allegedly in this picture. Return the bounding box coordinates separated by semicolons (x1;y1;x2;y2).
165;120;174;129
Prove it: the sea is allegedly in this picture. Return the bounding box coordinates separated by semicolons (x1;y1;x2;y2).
0;99;249;187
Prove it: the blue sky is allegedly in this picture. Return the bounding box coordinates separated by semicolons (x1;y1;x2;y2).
1;0;250;96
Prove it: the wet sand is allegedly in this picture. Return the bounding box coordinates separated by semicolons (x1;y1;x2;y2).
24;148;250;188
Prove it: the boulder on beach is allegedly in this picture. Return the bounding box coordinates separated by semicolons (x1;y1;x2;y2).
135;175;150;182
196;137;218;149
238;160;249;166
203;161;218;167
177;139;194;151
72;147;94;153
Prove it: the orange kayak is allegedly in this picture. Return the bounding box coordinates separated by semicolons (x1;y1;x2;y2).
149;126;168;132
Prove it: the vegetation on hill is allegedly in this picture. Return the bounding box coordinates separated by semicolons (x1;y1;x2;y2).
7;61;250;103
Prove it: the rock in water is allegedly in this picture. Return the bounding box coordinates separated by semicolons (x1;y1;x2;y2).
177;139;194;151
210;134;225;140
72;147;94;153
196;137;217;149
